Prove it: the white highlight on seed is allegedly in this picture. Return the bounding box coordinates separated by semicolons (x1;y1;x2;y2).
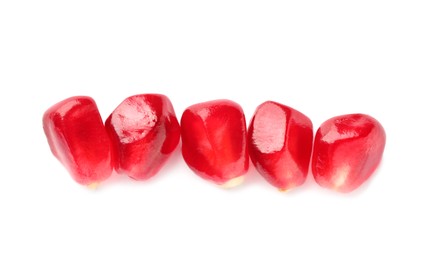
58;100;80;117
322;125;358;144
112;98;157;144
252;104;286;153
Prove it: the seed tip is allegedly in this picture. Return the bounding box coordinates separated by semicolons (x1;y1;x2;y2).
87;182;99;190
220;176;245;189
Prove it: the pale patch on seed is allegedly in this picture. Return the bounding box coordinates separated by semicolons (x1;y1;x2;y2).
220;176;245;189
332;164;350;190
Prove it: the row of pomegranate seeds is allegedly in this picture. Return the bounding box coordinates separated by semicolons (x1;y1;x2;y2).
43;94;386;193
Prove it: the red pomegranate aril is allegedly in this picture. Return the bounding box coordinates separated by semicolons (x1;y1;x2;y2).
105;94;180;180
311;113;386;193
248;101;313;191
180;100;249;187
43;96;113;186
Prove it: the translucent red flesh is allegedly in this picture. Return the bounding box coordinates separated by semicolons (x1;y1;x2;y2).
43;96;113;185
311;114;386;193
105;94;180;180
180;100;249;185
248;101;313;190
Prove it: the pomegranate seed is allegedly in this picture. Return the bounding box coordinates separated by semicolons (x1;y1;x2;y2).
43;96;113;186
311;113;386;193
180;100;249;187
105;94;180;180
248;101;313;191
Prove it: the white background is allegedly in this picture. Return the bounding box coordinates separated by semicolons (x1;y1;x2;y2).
1;0;434;259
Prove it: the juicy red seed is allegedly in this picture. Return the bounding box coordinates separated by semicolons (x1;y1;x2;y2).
180;99;249;185
311;113;386;193
43;96;113;186
105;94;180;180
248;101;313;191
